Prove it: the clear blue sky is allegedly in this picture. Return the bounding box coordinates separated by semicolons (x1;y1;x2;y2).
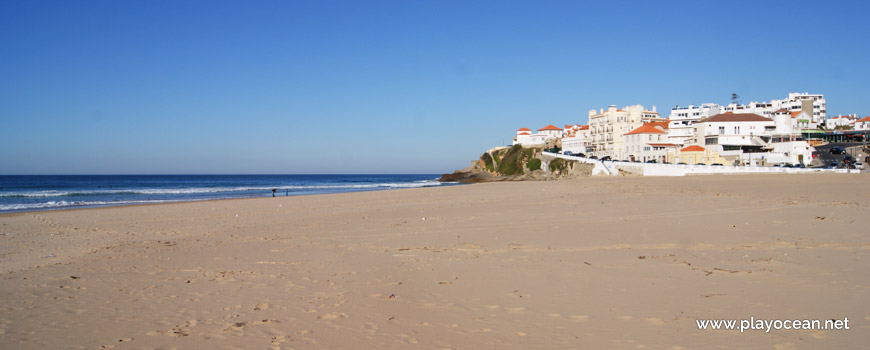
2;0;868;174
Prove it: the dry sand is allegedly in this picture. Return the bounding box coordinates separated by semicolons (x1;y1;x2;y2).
1;174;868;349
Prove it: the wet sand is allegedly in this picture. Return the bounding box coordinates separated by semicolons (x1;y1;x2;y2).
1;174;868;349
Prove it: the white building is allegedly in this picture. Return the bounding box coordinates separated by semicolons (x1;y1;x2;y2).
778;92;827;122
789;110;815;130
855;116;870;131
723;92;826;123
562;124;590;155
513;125;563;146
826;114;858;129
691;112;813;166
623;123;676;162
668;103;723;145
698;113;775;149
766;109;814;166
763;141;814;166
673;92;827;129
514;127;544;146
537;125;564;138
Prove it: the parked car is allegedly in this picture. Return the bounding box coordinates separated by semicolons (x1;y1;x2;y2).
827;161;840;169
563;151;573;156
830;147;846;154
589;155;598;160
844;155;853;163
577;153;586;158
855;162;865;170
677;162;687;165
645;159;657;163
695;163;706;165
711;163;724;166
600;156;611;161
794;164;806;168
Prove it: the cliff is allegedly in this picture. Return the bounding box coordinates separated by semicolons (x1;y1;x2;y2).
439;145;593;183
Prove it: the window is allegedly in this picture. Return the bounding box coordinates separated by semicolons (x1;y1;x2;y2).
719;126;725;135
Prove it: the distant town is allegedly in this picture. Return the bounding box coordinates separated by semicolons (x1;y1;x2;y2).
513;92;867;169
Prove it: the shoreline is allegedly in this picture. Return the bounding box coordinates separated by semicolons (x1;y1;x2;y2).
1;170;855;216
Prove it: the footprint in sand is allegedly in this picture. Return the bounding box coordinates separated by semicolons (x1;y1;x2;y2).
364;322;379;334
317;312;348;320
222;321;248;332
254;303;269;311
645;317;665;325
569;315;589;322
506;307;525;313
270;335;289;345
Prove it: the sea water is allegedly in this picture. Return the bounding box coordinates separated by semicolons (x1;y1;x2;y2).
0;174;454;213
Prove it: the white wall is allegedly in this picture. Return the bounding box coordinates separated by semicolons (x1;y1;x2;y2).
562;138;587;154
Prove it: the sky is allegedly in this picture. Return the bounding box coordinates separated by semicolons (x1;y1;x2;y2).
2;0;869;175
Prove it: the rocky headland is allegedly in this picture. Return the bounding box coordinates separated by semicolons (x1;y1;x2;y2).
440;145;593;183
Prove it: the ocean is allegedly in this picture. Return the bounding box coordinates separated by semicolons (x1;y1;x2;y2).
0;174;455;213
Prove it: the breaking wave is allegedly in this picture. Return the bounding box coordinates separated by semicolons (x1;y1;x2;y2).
0;180;443;198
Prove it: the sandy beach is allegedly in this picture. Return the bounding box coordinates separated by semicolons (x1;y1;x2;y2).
1;174;868;349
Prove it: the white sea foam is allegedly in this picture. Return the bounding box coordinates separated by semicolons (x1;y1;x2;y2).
0;180;444;198
0;200;180;211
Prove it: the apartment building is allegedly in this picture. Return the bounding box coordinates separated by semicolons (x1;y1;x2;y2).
672;92;826;131
587;104;660;159
668;103;723;145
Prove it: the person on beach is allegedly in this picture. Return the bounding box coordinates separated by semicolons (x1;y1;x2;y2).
272;188;277;197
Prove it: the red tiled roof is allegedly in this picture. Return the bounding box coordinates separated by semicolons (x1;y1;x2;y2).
517;127;531;131
625;124;666;135
518;132;531;135
773;108;789;114
578;125;589;130
647;121;669;129
681;145;705;152
706;113;771;122
790;111;802;118
538;125;562;131
857;116;870;122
